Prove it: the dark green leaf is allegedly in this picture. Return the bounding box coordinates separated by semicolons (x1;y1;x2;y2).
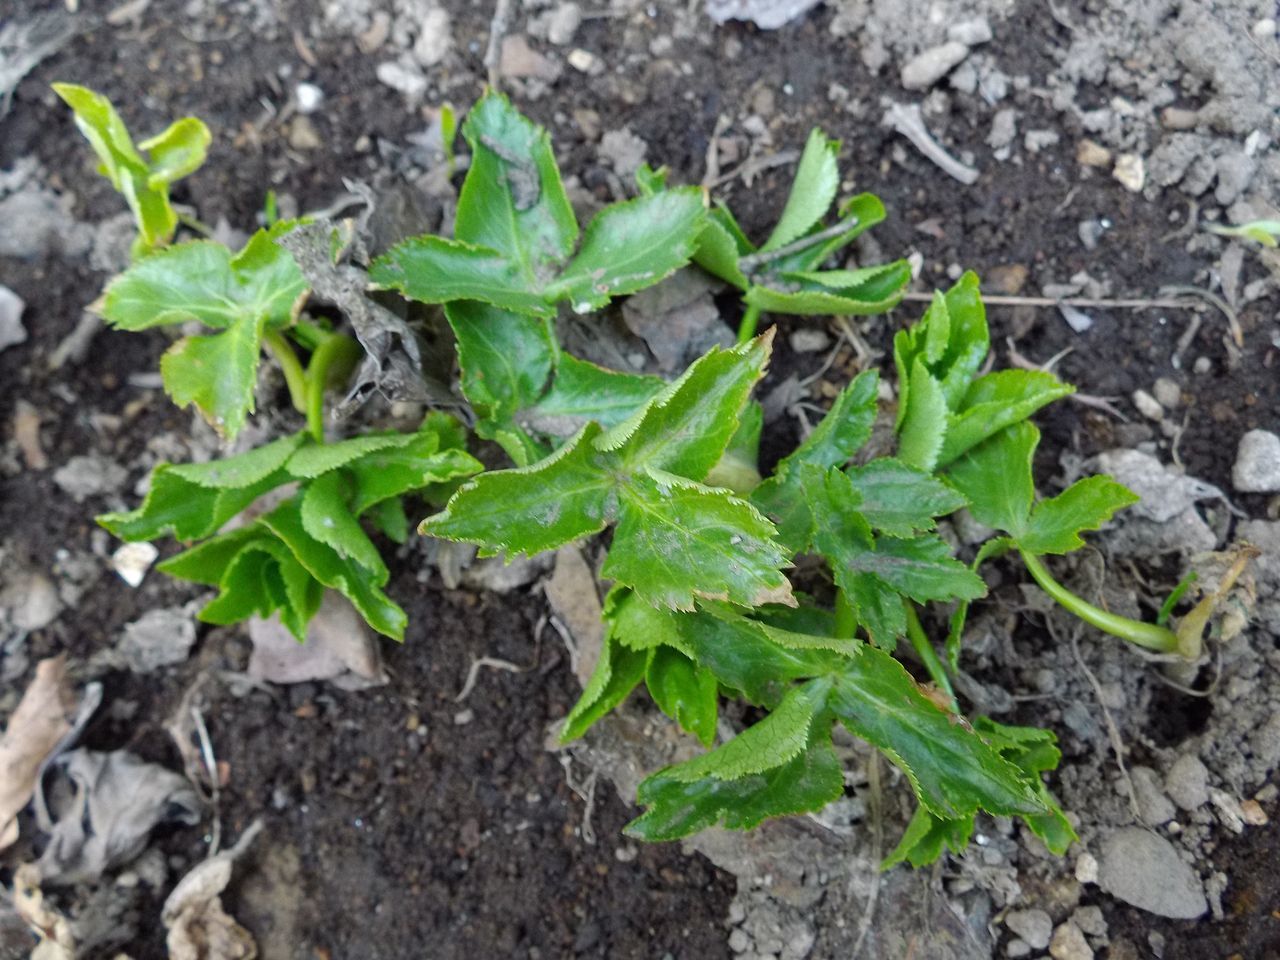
896;357;947;472
300;471;386;576
446;301;555;423
369;236;553;317
882;805;974;869
1019;476;1139;556
743;261;909;316
529;352;665;432
646;647;719;746
944;422;1037;536
845;458;967;537
560;629;649;742
937;370;1073;467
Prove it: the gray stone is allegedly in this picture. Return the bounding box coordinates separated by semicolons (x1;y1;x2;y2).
1153;377;1181;410
1005;908;1052;950
118;607;197;673
1232;430;1280;492
947;17;993;46
1130;765;1177;824
1213;152;1257;206
411;7;452;68
789;329;831;353
987;109;1018;150
53;454;128;502
546;2;582;45
1165;754;1211;811
5;569;62;631
0;284;25;352
1006;939;1031;958
1096;827;1207;919
900;41;969;90
1071;905;1108;938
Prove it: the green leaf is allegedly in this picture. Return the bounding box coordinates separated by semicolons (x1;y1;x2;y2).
560;628;649;742
53;83;209;249
546;188;705;312
424;336;789;609
101;226;308;438
157;526;262;585
829;648;1045;820
944;422;1037;536
780;192;889;272
937;370;1073;467
285;433;418;479
945;536;1015;673
705;400;763;494
761;129;839;251
882;804;975;869
369;236;554;317
646;647;719;747
455;90;578;280
626;722;843;841
694;212;750;290
423;423;613;556
300;471;386;577
1019;476;1139;556
742;261;910;316
896;358;947;472
845;458;968;537
635;164;668;196
893;273;990;414
972;718;1075;854
347;442;483;516
445;301;555;423
260;499;406;640
605;470;793;611
529;352;665;432
369;497;410;544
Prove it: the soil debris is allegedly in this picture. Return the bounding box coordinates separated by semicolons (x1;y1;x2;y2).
0;283;24;352
247;591;386;689
118;606;198;674
1232;429;1280;493
0;656;75;850
163;820;263;960
1095;827;1207;920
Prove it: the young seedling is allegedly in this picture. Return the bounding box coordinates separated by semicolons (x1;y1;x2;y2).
53;83;210;256
687;128;913;342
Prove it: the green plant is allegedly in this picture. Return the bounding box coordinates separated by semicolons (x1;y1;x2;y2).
71;84;1205;866
1206;218;1280;247
53;83;211;256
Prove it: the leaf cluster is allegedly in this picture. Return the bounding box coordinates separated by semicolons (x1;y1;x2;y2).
100;415;480;640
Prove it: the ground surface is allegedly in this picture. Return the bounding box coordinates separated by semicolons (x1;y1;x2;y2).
1;0;1278;958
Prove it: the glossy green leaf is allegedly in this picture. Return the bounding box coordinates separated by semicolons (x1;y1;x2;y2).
1019;476;1139;556
945;422;1037;536
346;443;483;516
829;648;1044;820
626;722;843;841
546;188;705;312
742;261;909;316
157;526;262;585
369;497;410;544
169;433;306;488
529;352;665;432
779;193;889;273
694;213;751;290
138;117;211;189
160;316;263;438
604;470;792;611
369;236;553;317
896;357;947;472
945;536;1015;673
705;400;763;494
882;804;975;869
446;301;555;423
937;370;1073;467
761;129;839;251
646;647;718;746
300;471;386;576
455;90;578;279
845;458;968;537
560;629;649;742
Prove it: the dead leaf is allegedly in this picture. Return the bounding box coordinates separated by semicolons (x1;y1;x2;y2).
37;750;201;886
163;821;262;960
13;399;46;469
544;547;603;687
12;863;74;959
247;591;386;690
0;656;75;850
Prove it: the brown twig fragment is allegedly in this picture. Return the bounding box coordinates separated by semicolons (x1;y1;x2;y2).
484;0;515;90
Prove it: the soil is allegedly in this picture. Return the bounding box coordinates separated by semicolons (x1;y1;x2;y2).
1;0;1278;958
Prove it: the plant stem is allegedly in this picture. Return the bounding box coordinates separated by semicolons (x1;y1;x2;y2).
263;331;308;415
1019;550;1180;654
904;602;957;712
304;333;362;442
737;302;762;344
833;588;858;640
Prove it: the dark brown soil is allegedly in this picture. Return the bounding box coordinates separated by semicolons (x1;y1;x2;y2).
2;0;1278;957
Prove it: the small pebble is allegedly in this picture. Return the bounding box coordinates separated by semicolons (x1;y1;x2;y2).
947;17;993;46
1193;356;1211;374
1240;799;1268;825
288;116;322;151
789;328;831;353
1252;17;1276;39
453;708;475;726
1075;852;1099;884
1232;430;1280;493
900;41;969;90
1005;908;1053;950
1076;138;1112;167
1049;921;1093;960
1152;377;1181;409
546;3;582;45
111;541;159;587
295;82;324;114
1132;389;1163;421
1165;754;1210;811
567;48;597;72
1072;905;1108;938
1113;153;1146;192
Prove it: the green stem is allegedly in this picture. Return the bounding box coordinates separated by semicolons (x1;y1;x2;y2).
1019;550;1180;653
263;331;308;415
833;588;858;640
737;302;762;344
904;602;957;712
290;318;329;352
303;333;362;442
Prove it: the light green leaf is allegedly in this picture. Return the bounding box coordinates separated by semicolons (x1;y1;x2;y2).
944;422;1037;535
761;129;839;251
694;213;751;290
646;647;719;747
285;433;419;479
369;236;554;317
560;629;649;742
882;805;975;869
168;433;306;488
829;648;1045;820
445;301;555;423
156;526;262;585
529;352;665;432
779;192;889;273
160;314;264;439
1020;475;1139;556
605;470;793;611
300;471;386;576
547;188;705;312
422;423;612;557
896;357;947;472
455;90;578;280
845;458;968;537
742;261;909;316
626;722;843;841
347;443;483;516
937;370;1073;467
138;117;212;189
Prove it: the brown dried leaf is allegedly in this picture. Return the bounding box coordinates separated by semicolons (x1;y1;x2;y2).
0;656;75;850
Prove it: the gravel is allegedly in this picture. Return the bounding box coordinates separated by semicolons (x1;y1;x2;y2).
1005;908;1053;950
0;284;25;353
1232;429;1280;493
900;41;969;90
1164;753;1211;811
